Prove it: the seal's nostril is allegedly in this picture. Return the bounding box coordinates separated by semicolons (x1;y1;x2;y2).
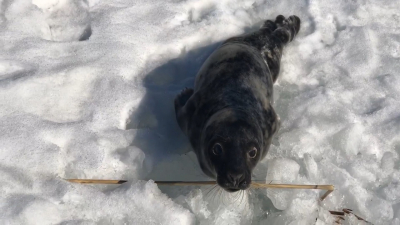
228;174;236;186
228;173;244;187
239;181;249;190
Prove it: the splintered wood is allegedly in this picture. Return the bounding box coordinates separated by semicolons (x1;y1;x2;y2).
329;209;373;224
65;179;334;201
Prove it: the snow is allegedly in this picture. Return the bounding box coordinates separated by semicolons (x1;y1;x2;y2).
0;0;399;224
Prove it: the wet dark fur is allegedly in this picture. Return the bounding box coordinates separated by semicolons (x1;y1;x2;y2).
174;15;301;192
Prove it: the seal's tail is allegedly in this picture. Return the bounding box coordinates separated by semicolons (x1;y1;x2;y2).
271;15;301;44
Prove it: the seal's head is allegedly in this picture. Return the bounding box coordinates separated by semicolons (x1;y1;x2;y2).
199;109;270;192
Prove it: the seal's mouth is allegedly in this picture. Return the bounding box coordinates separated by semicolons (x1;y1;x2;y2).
225;188;241;192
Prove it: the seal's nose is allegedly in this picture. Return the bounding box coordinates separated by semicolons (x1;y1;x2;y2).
227;172;244;187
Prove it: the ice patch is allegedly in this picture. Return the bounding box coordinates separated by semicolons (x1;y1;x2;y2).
0;60;34;81
2;181;195;225
32;0;92;41
266;158;300;210
0;66;97;122
18;200;63;225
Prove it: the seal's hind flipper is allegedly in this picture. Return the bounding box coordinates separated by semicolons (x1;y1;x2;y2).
273;15;301;44
220;15;301;83
262;15;301;83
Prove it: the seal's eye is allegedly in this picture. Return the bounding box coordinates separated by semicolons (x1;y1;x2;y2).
248;147;257;158
212;143;223;156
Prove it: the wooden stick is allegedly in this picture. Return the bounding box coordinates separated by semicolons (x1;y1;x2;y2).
329;211;345;216
65;179;334;201
66;179;127;184
320;189;334;201
250;183;334;191
155;181;334;201
156;181;333;189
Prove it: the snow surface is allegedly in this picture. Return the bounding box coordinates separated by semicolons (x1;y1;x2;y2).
1;0;400;224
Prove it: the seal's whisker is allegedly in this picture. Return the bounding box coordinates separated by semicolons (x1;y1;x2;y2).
217;188;223;205
239;190;245;206
237;190;243;202
245;190;251;209
249;188;255;197
221;191;227;206
235;190;243;202
223;191;230;206
208;186;216;204
210;188;219;203
245;190;252;210
210;185;221;204
235;190;241;200
235;190;242;206
205;184;218;198
245;191;250;211
203;185;212;196
222;190;228;206
215;186;223;204
208;187;216;204
232;191;241;204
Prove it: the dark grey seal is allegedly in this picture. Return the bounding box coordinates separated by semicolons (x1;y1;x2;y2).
174;15;300;192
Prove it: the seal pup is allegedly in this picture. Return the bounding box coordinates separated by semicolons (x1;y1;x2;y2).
174;15;300;192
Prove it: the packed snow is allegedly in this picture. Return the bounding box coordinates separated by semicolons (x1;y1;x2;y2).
0;0;399;224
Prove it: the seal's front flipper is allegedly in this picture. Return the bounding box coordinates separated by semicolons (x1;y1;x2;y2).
260;105;281;159
261;20;278;32
175;88;193;109
174;88;194;135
